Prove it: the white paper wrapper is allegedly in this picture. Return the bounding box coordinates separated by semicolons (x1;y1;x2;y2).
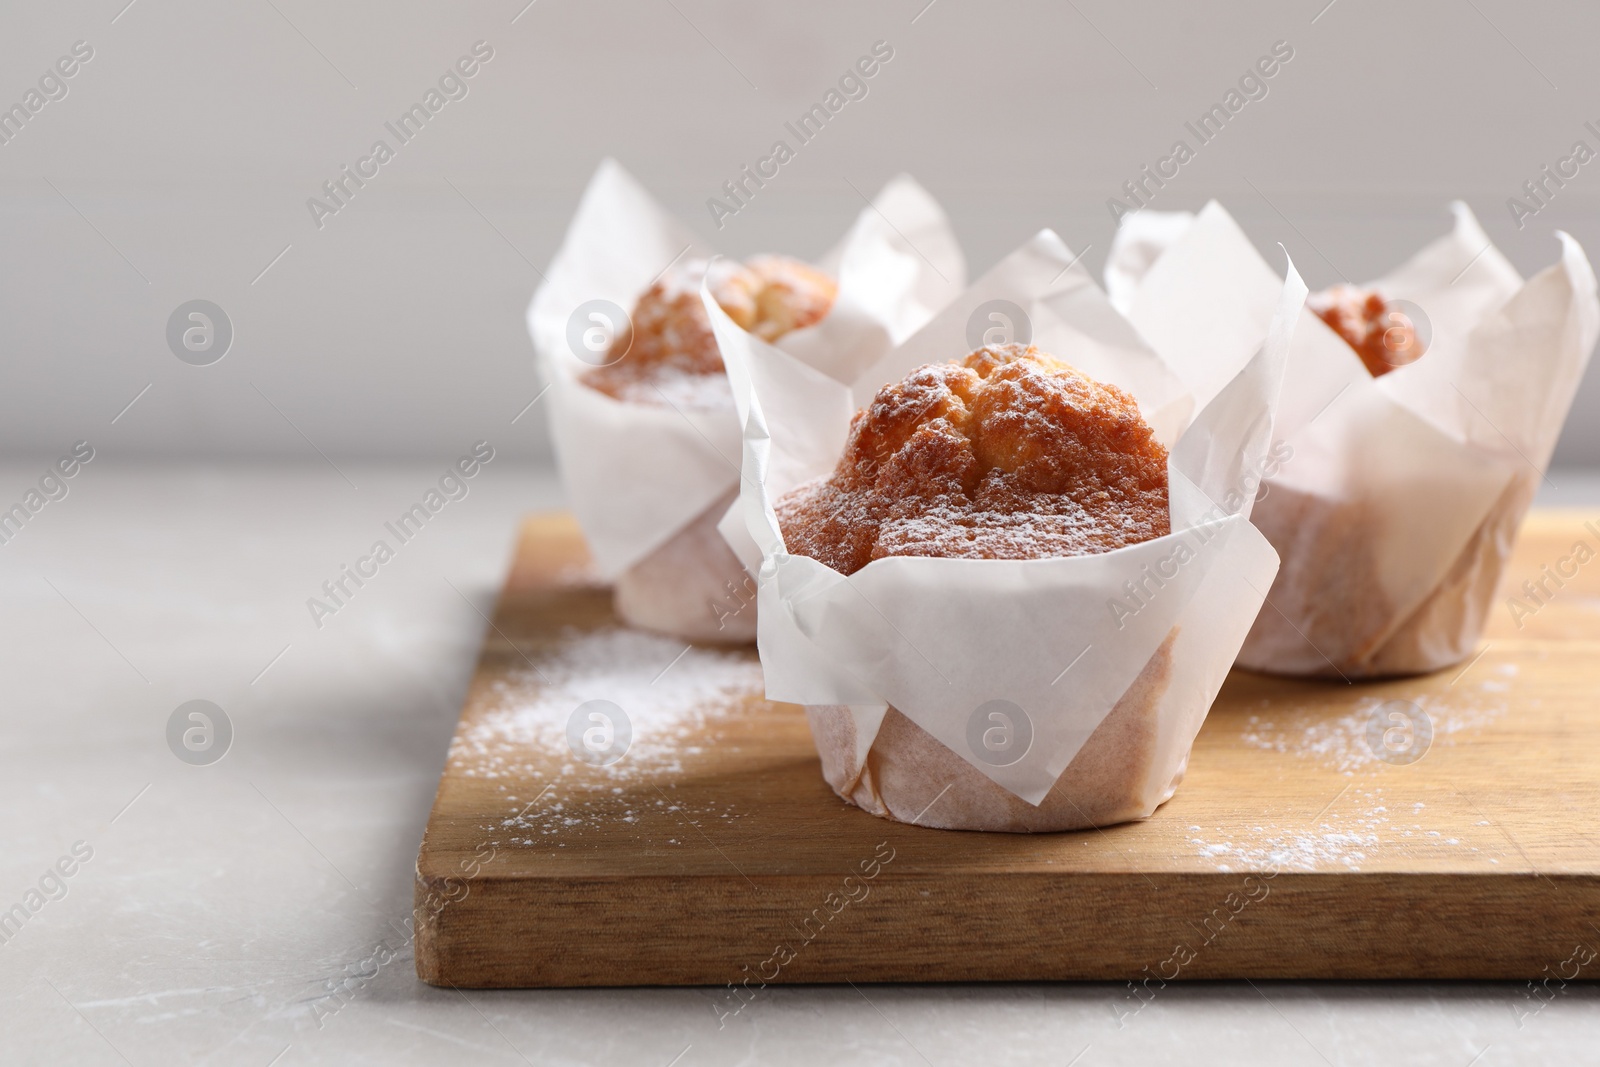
527;159;966;581
711;226;1308;826
1110;202;1600;677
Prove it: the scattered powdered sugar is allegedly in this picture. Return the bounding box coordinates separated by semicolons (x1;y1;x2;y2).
1189;787;1482;873
449;627;764;840
1239;668;1513;774
1189;800;1383;873
1191;665;1517;870
1191;829;1378;872
497;789;750;847
454;626;763;781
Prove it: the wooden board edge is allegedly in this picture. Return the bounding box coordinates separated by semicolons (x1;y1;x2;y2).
413;868;1600;987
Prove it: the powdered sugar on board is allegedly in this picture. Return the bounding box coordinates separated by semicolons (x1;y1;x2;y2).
1187;785;1483;872
1188;664;1517;871
1239;664;1515;774
453;626;763;781
449;626;765;842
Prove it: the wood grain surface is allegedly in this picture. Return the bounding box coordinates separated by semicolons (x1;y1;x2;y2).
414;511;1600;987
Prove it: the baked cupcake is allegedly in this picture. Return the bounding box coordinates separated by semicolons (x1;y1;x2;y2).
1106;201;1599;679
1306;284;1426;378
709;227;1297;833
1245;222;1596;677
584;256;836;408
527;160;964;648
594;256;835;642
1235;284;1456;676
777;344;1185;829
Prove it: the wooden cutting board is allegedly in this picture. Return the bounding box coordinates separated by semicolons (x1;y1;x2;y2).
414;511;1600;987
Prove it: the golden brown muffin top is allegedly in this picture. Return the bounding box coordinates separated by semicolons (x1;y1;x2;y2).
582;256;837;408
776;344;1172;575
1309;284;1427;378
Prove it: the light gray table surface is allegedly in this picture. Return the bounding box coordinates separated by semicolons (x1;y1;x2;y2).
3;461;1598;1067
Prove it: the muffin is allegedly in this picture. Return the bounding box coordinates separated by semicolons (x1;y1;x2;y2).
1239;281;1454;677
1307;284;1426;377
1235;247;1561;675
1104;199;1600;681
1248;279;1452;671
531;162;967;651
1239;275;1528;678
776;344;1183;831
583;256;836;408
592;255;836;643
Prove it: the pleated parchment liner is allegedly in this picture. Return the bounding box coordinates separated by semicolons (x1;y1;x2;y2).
710;227;1308;832
1110;202;1600;678
526;159;965;643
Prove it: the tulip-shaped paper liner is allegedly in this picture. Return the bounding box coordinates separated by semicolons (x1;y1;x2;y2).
710;228;1307;804
526;159;965;577
1110;202;1600;675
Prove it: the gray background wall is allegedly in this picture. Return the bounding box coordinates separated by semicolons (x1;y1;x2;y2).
5;0;1600;463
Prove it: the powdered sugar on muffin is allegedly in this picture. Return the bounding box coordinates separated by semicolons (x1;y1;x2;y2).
776;343;1170;574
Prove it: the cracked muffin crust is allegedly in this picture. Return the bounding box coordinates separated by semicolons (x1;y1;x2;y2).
777;343;1171;574
582;255;836;408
